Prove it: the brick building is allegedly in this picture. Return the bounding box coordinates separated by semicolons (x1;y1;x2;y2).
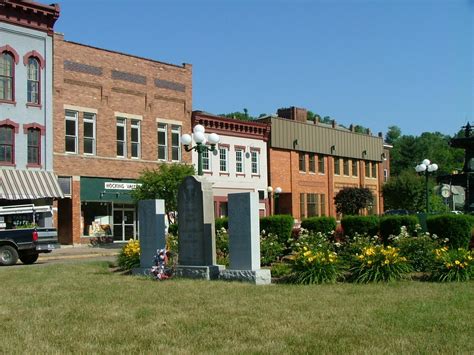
53;34;192;244
191;111;271;217
0;1;63;212
262;107;387;219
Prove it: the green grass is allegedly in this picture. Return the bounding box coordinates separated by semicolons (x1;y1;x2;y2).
0;261;473;354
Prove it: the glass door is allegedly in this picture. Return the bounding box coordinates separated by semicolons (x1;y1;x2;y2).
113;204;137;241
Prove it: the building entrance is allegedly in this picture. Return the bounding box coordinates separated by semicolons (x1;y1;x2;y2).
113;204;137;241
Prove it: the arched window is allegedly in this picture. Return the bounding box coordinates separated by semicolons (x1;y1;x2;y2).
0;125;15;164
27;57;40;104
0;52;14;101
27;128;41;166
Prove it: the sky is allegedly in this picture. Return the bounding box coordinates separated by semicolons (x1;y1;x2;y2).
54;0;473;137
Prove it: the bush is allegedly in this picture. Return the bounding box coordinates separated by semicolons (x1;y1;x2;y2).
260;215;294;245
284;230;342;284
215;227;229;266
117;239;140;270
301;216;337;235
260;233;285;266
168;223;178;236
379;215;418;244
430;247;474;282
215;217;228;232
394;235;438;272
337;234;379;266
349;245;412;283
427;214;472;249
341;216;379;238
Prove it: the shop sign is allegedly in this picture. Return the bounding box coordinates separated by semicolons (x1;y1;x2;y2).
104;182;142;190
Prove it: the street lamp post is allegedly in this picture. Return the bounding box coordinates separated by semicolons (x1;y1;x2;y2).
181;124;220;176
267;186;282;215
415;159;438;213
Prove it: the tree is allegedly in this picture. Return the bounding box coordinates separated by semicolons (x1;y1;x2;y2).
220;108;254;121
382;170;425;212
131;163;195;223
385;125;401;144
334;187;374;216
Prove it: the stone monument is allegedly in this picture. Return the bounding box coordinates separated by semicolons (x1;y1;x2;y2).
220;192;271;285
132;199;166;275
176;176;219;280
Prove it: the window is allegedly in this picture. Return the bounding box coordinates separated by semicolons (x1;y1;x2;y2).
251;150;259;175
131;120;140;159
334;157;340;175
0;125;14;163
27;128;41;165
0;52;14;101
372;162;377;178
309;153;316;173
65;110;78;153
157;123;167;160
352;160;358;177
219;146;229;172
299;152;306;172
83;112;96;155
365;161;371;178
116;118;126;157
343;158;350;176
307;193;318;217
171;125;181;161
318;154;325;174
320;194;326;216
300;193;306;219
384;169;389;182
202;148;210;171
235;148;244;173
27;57;40;104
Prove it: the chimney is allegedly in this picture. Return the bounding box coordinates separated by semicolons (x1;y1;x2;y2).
332;120;337;128
277;106;307;123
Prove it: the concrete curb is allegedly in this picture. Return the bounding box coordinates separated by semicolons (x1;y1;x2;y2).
39;252;119;261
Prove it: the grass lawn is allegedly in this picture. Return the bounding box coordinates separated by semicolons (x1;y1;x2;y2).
1;261;473;354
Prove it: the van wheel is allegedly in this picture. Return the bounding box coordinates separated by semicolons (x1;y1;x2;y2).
0;245;19;266
20;253;39;265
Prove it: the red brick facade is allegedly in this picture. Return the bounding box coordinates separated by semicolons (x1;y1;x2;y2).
53;34;192;244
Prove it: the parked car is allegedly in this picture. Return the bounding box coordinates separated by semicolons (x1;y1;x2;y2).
0;204;60;266
383;209;413;216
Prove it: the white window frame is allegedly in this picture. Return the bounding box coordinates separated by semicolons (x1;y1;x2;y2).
251;150;260;175
171;125;181;162
65;110;78;154
202;148;211;171
157;123;168;161
219;146;229;172
83;112;96;155
131;119;141;159
235;148;244;174
116;117;127;158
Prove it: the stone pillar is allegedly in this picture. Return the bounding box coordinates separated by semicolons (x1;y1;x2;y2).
176;176;219;280
132;199;166;275
220;192;271;285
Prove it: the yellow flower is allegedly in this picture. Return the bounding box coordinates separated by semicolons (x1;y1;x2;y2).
367;260;372;265
358;255;364;259
455;260;461;265
303;250;312;257
384;259;390;265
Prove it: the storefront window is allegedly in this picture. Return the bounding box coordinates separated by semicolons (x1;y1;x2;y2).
81;202;112;236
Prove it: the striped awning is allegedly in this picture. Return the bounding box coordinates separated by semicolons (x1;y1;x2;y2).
0;169;64;200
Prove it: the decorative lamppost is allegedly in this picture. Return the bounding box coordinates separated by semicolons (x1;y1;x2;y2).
415;159;438;212
267;186;282;215
181;124;220;176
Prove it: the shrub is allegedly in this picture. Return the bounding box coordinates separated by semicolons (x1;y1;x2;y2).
394;234;438;272
341;216;379;238
301;216;337;235
215;217;228;232
260;215;294;245
270;262;292;279
260;233;285;266
117;239;140;270
427;214;472;249
288;245;342;284
215;227;229;266
337;234;379;266
379;215;418;244
430;247;474;282
349;245;412;283
168;223;178;236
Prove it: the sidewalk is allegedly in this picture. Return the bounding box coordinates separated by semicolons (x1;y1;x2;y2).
39;243;122;261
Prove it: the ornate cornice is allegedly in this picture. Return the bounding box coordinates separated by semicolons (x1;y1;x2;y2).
0;0;60;35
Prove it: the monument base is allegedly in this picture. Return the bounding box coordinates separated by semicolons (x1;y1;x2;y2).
131;267;152;276
176;265;220;280
219;269;271;285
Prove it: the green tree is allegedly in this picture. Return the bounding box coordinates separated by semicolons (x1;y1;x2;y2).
220;108;254;121
385;125;401;144
382;170;425;211
131;163;195;223
334;187;374;216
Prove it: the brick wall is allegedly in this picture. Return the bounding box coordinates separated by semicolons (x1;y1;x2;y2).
53;34;193;178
